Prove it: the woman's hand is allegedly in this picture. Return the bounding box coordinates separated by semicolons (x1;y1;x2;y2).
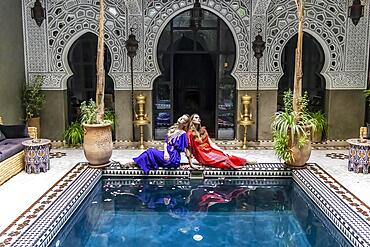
209;139;225;154
164;152;170;161
185;148;192;159
163;142;169;160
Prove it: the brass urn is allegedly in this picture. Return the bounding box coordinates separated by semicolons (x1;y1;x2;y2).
133;94;150;149
238;94;254;149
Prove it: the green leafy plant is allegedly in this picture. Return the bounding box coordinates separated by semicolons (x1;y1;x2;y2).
80;99;97;124
363;90;370;104
64;122;84;146
22;75;46;119
309;111;327;134
80;99;113;126
272;90;317;162
104;110;116;131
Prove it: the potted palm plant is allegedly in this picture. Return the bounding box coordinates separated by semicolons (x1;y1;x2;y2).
309;111;327;143
81;0;113;167
63;121;84;146
272;90;316;166
272;0;314;167
22;75;46;138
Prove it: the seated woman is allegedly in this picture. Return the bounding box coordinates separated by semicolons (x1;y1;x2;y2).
132;114;192;174
187;114;249;169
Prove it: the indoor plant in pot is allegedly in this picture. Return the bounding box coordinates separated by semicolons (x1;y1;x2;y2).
272;0;314;168
272;90;316;167
63;121;84;146
22;75;46;138
81;0;113;167
309;111;327;143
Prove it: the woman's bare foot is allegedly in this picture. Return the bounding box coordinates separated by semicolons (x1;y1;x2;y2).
180;164;191;170
191;164;204;170
247;158;257;165
180;164;203;170
121;161;137;169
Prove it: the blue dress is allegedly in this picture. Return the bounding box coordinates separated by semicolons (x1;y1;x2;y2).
133;130;188;174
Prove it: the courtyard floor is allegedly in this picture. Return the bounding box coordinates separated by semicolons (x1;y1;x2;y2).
0;147;369;234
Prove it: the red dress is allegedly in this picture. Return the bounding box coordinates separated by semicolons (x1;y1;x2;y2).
187;128;247;169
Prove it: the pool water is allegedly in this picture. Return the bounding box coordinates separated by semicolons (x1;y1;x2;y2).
51;178;349;247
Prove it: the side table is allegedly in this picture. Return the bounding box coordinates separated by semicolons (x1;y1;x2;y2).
22;139;51;174
347;138;370;174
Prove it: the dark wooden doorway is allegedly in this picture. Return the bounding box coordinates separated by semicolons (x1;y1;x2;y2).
153;10;236;140
66;32;114;123
174;53;216;136
278;32;326;112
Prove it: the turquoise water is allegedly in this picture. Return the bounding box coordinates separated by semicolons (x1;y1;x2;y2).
51;179;349;247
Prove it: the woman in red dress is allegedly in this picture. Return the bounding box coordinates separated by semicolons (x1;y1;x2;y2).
186;114;249;169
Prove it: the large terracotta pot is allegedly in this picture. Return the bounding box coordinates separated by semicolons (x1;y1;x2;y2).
285;140;312;168
311;130;322;143
83;123;113;168
27;117;40;138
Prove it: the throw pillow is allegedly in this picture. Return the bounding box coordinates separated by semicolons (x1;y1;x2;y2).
0;130;5;141
0;124;29;138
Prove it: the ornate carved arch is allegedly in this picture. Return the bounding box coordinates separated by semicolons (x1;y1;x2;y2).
60;30;118;91
47;0;126;76
143;0;251;89
266;0;346;89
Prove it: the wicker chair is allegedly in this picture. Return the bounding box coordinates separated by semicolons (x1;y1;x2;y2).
0;116;37;185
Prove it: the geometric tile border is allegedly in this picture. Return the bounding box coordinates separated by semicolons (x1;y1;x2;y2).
325;153;349;160
52;141;349;150
292;182;352;247
103;162;292;178
0;162;369;247
308;164;370;222
49;152;67;159
294;166;370;247
0;163;101;247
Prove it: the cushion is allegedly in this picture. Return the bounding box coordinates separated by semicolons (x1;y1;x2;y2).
0;138;30;162
0;130;5;141
0;124;28;139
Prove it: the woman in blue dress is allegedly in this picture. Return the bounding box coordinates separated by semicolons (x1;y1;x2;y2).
132;114;192;173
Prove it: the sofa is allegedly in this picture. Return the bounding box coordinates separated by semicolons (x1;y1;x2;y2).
0;116;37;185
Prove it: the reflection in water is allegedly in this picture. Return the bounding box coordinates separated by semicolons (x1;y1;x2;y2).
51;179;348;247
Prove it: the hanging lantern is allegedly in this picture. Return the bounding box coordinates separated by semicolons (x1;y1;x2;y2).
348;0;364;26
252;29;266;59
125;28;139;58
190;0;203;32
31;0;46;27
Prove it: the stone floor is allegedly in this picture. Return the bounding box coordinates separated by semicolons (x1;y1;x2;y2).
0;147;369;234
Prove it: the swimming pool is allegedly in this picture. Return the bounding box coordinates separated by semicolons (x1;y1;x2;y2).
51;178;349;247
2;163;370;247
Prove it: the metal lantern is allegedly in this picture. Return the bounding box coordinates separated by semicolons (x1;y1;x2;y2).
125;28;139;141
31;0;46;27
125;28;139;58
348;0;364;26
190;0;203;33
252;31;266;59
251;28;266;141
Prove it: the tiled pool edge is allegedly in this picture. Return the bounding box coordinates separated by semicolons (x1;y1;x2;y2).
1;163;369;247
0;164;101;247
293;168;370;247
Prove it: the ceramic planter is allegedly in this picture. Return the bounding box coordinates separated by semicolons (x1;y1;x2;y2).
83;123;113;167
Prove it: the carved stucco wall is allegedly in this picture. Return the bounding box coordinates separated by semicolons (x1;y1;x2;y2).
22;0;370;90
23;0;127;89
262;0;370;89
